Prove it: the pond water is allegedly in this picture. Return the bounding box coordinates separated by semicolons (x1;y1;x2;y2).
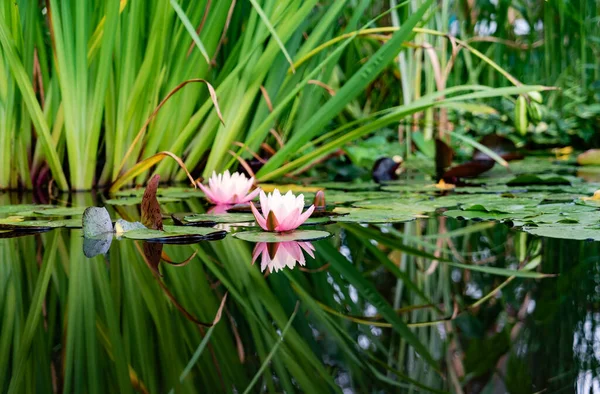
2;161;600;393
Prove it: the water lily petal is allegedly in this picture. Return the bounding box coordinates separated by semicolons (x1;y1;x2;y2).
276;208;301;232
250;202;268;230
198;183;218;203
292;205;315;228
240;187;261;204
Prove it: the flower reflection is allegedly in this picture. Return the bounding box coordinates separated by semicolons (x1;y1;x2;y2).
207;204;232;214
252;241;315;273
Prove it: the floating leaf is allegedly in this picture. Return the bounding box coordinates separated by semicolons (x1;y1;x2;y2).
313;181;380;191
523;225;600;241
105;197;181;206
0;217;71;230
183;213;256;224
234;230;331;243
114;219;146;236
82;207;113;237
122;225;226;243
506;174;572;186
141;174;163;230
34;206;88;216
443;209;530;222
332;208;420;224
325;190;398;204
0;204;54;215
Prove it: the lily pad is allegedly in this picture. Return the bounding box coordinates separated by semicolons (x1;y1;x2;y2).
443;209;531;222
114;219;146;235
523;225;600;241
313;181;380;191
34;206;88;216
0;204;54;215
233;230;331;243
121;225;226;243
506;174;573;186
0;217;70;230
105;197;181;206
324;190;397;204
82;207;113;237
183;213;256;224
332;208;420;223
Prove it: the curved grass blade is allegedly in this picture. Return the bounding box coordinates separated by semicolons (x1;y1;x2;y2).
115;79;224;179
447;130;509;169
110;152;196;192
248;0;296;73
169;0;211;64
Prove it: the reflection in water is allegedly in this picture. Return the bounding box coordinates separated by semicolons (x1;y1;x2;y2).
251;241;315;273
5;200;600;392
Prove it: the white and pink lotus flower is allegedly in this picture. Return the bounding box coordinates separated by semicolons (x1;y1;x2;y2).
198;170;260;205
252;241;315;273
250;190;315;232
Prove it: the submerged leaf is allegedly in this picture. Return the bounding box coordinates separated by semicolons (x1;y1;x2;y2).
82;207;113;237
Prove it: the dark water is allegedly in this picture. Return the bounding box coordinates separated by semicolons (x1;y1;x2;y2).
0;196;599;393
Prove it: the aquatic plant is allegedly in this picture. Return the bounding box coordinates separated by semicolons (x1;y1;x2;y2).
251;190;315;232
198;171;260;205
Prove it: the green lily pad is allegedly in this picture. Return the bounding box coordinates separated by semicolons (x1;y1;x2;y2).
114;219;146;235
443;209;532;222
506;174;573;186
314;181;380;191
183;213;256;224
82;207;113;237
460;197;542;213
324;190;397;204
34;206;88;216
105;197;182;206
233;230;331;243
0;204;54;215
0;217;70;230
332;208;420;223
523;225;600;241
121;225;226;243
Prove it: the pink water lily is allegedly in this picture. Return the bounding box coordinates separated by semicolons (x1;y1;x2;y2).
250;190;315;232
252;241;315;273
198;170;260;205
